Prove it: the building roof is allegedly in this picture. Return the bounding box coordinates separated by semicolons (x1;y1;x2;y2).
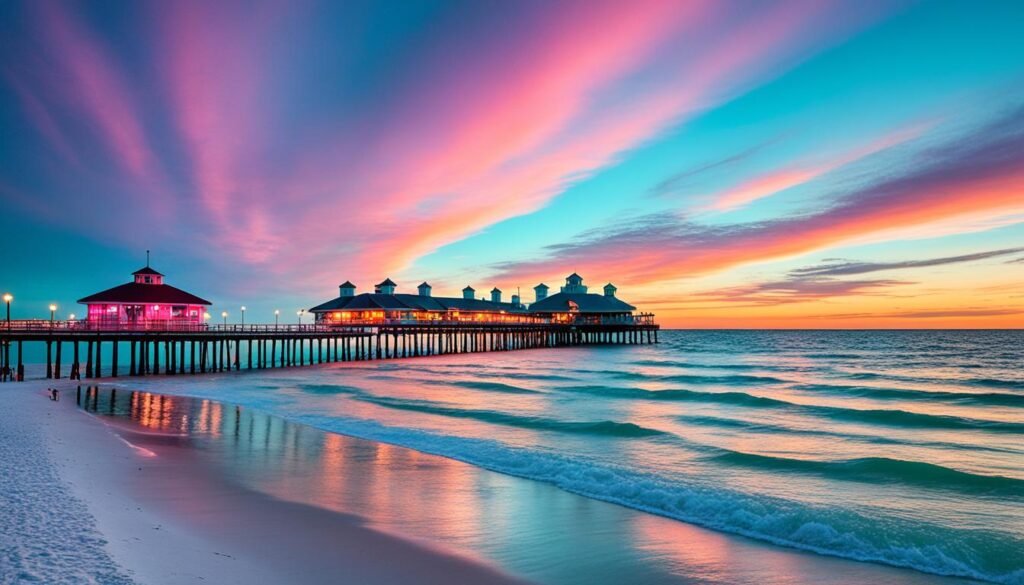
132;266;164;276
462;285;475;291
534;283;549;290
567;272;582;280
339;281;356;288
528;292;635;313
604;282;617;289
490;287;501;293
418;282;431;288
377;278;397;287
309;292;529;314
78;282;211;305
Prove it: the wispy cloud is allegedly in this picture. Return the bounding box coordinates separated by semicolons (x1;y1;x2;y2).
28;1;156;178
792;247;1024;277
650;139;775;197
705;121;931;212
828;307;1023;319
495;103;1024;285
692;277;909;306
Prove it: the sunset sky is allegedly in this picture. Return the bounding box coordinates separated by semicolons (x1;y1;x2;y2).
1;0;1022;328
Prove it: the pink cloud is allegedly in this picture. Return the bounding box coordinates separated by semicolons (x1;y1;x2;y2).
708;121;933;212
268;1;882;291
33;1;155;179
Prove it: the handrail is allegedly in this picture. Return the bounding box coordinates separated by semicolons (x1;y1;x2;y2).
0;320;337;333
1;313;658;333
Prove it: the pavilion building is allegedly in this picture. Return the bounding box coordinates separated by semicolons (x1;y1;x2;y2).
527;273;636;324
309;273;640;325
77;264;212;327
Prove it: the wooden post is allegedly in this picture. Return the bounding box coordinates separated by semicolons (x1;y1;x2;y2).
129;340;137;376
71;341;80;380
85;341;94;378
143;339;150;375
152;338;159;375
167;341;174;375
96;339;104;377
46;340;53;379
111;340;118;377
54;340;62;379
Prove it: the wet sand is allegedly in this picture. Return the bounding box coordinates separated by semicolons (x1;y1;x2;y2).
37;385;525;584
8;381;986;584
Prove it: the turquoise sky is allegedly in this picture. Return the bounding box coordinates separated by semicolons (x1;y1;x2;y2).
1;0;1022;327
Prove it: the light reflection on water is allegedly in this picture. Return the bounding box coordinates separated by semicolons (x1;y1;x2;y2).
78;385;976;585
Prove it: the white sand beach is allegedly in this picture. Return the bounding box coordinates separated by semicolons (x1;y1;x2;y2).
1;383;524;585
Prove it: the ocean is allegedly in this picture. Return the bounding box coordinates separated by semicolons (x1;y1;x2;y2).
96;330;1024;584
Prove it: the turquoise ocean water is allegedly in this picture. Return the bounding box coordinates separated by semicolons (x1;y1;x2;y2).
97;330;1024;583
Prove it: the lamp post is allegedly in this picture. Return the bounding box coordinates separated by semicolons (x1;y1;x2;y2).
222;311;228;327
3;293;11;329
274;309;280;328
49;304;57;328
203;312;211;329
241;306;246;327
296;309;304;326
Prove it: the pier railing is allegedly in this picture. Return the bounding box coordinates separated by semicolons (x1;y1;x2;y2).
313;312;659;327
3;312;657;332
1;319;339;333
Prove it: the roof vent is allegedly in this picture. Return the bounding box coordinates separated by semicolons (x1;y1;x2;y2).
377;278;397;295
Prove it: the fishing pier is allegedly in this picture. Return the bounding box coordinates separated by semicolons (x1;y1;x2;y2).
1;265;658;382
0;318;658;382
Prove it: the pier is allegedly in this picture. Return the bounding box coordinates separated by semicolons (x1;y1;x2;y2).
0;318;658;382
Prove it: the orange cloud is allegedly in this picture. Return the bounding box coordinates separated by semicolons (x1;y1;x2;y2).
495;105;1024;288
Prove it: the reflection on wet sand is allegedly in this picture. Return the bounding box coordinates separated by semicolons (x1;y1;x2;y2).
76;385;978;585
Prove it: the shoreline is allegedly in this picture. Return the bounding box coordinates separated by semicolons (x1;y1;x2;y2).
4;377;992;584
11;382;525;585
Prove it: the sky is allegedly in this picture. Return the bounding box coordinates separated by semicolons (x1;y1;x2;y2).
1;0;1022;328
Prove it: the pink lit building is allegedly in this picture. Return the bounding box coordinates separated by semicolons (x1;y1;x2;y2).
77;265;212;327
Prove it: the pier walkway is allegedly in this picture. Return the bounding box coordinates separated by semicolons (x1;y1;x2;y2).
0;318;658;382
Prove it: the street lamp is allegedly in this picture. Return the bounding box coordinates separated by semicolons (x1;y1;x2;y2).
222;311;228;326
203;311;211;326
274;309;280;327
49;304;57;327
241;306;246;326
3;293;11;330
296;309;304;325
